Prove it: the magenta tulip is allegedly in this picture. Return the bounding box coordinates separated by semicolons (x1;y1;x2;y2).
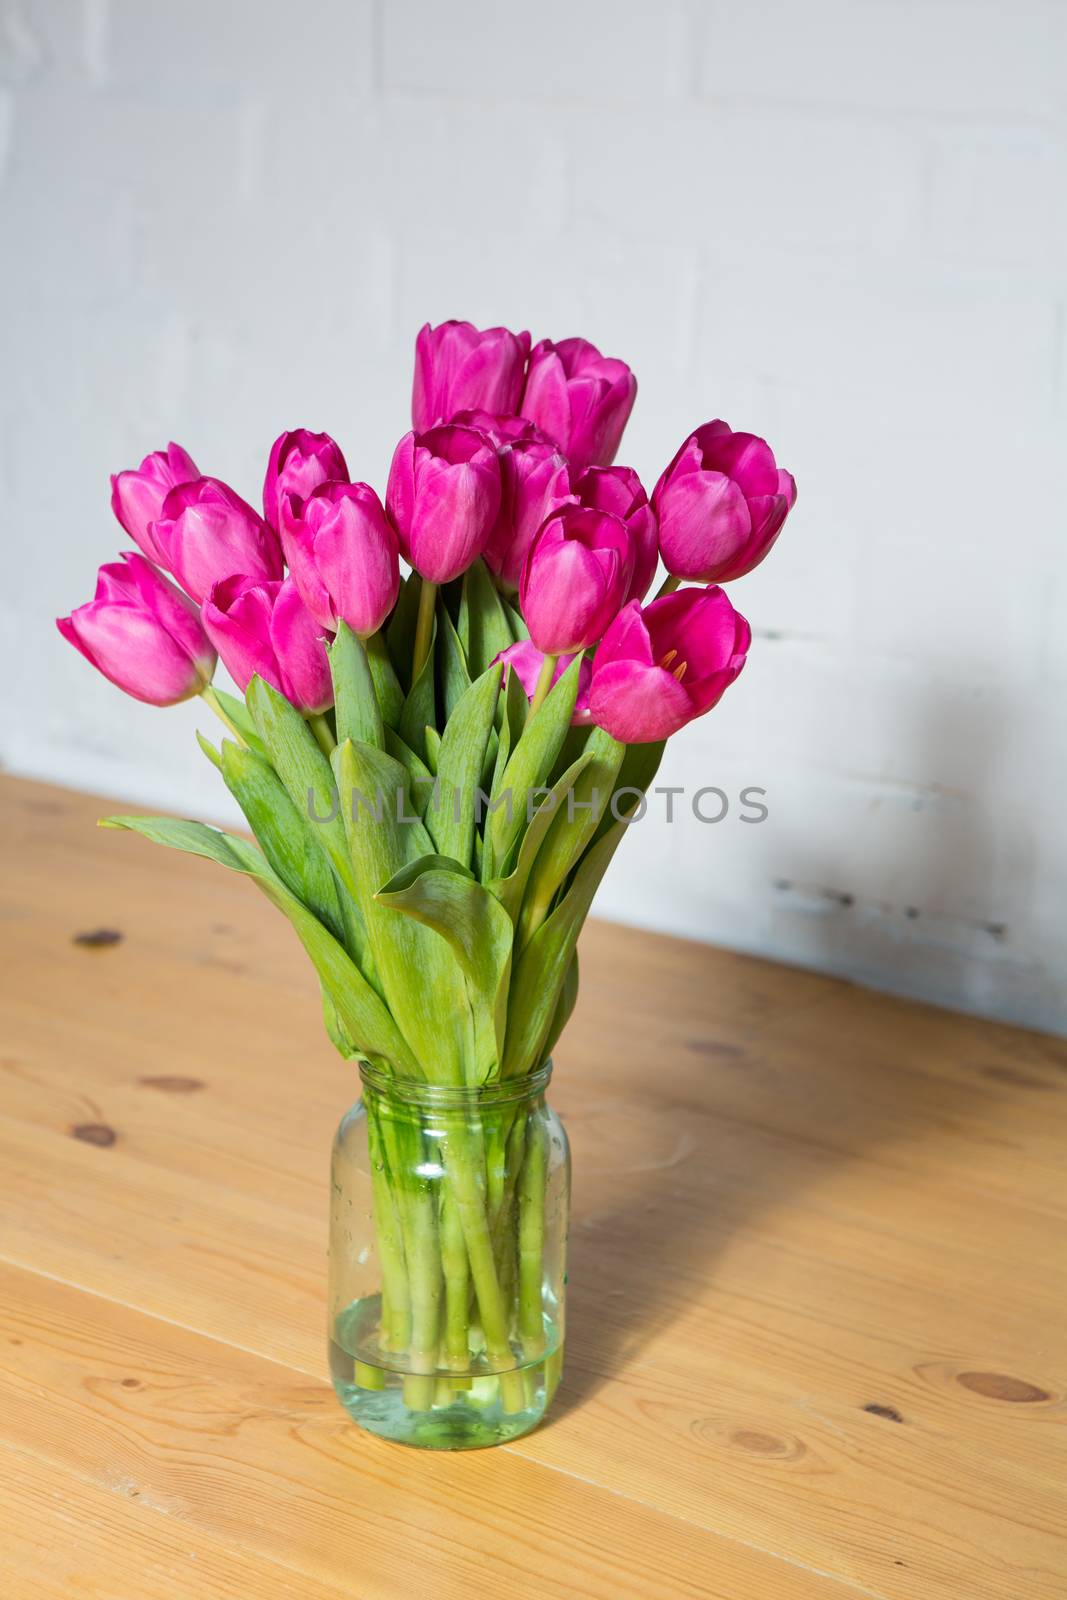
484;438;574;591
151;477;283;603
280;481;399;638
386;424;501;584
652;420;797;583
412;320;530;432
519;505;633;657
450;409;551;448
110;442;199;566
573;464;657;603
263;428;349;531
56;551;216;706
589;587;750;743
493;640;592;725
520;338;636;472
202;575;333;714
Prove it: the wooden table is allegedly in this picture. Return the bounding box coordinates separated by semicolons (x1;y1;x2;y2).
1;774;1064;1599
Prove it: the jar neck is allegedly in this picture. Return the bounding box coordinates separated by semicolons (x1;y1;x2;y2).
357;1060;552;1110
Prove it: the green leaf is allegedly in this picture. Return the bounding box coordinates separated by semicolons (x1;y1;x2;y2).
365;631;404;727
376;854;514;1081
592;739;667;844
384;726;437;819
503;820;629;1077
220;739;345;943
398;616;436;765
542;952;579;1059
436;597;472;721
458;559;513;678
196;730;223;771
101;815;416;1073
321;983;357;1058
488;749;595;922
330;623;384;751
427;662;501;868
332;740;473;1083
423;725;441;774
500;592;529;643
209;688;268;755
245;675;370;971
516;726;625;945
386;569;423;691
485;654;582;881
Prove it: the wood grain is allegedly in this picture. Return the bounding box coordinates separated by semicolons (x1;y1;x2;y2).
1;774;1064;1598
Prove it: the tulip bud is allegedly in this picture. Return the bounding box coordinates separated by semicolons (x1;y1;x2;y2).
412;321;531;432
493;640;592;726
281;481;400;638
151;477;283;603
263;428;349;531
484;439;574;592
652;420;797;583
202;575;333;715
56;552;216;706
386;424;502;585
519;505;634;657
110;442;199;566
450;409;552;448
589;587;750;744
520;337;637;472
573;464;657;603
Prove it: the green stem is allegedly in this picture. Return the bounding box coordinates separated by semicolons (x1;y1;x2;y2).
199;684;247;745
366;1106;411;1355
412;580;438;684
440;1193;470;1372
308;712;336;757
401;1186;442;1411
654;573;681;600
518;1111;547;1359
527;652;558;722
445;1122;526;1413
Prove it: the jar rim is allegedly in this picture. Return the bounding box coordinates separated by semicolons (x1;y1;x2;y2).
357;1058;553;1107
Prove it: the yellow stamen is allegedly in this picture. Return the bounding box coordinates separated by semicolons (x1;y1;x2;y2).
672;660;688;682
658;649;678;670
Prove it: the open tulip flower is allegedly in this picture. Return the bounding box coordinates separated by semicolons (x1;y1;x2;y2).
386;423;501;585
263;428;349;531
110;442;199;566
653;420;797;583
520;337;637;472
202;574;333;714
520;505;634;657
572;464;657;604
152;477;284;603
59;317;796;1451
281;481;399;638
484;437;574;591
412;320;531;432
56;551;216;705
589;586;751;743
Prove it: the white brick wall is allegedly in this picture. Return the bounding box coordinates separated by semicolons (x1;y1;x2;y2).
3;0;1064;1031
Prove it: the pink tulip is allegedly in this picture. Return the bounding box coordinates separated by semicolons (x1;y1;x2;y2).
280;481;400;638
573;464;657;603
386;424;502;585
589;587;750;744
151;477;283;603
56;551;216;706
263;428;349;531
484;438;574;591
202;575;333;714
493;640;592;725
110;442;199;566
519;505;634;656
652;420;797;583
450;409;551;448
520;337;636;472
412;321;531;432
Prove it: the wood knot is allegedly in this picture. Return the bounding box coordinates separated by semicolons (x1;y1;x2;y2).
72;928;123;948
728;1428;804;1460
863;1403;903;1423
71;1123;116;1148
139;1075;205;1094
957;1371;1048;1403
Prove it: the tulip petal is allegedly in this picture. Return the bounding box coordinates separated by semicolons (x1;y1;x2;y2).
589;659;692;743
656;469;751;581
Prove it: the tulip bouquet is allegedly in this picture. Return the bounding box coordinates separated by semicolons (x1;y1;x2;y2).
58;320;794;1445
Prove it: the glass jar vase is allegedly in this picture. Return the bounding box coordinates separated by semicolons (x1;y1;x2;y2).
328;1060;570;1449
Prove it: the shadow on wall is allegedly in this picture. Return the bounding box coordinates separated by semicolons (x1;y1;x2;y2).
745;665;1052;1034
